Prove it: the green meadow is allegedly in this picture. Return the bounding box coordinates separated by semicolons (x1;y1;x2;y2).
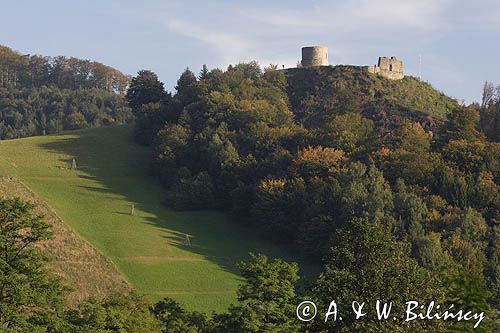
0;125;299;313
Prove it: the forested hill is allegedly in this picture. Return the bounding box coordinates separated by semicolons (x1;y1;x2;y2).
0;45;133;139
126;64;499;330
285;65;458;135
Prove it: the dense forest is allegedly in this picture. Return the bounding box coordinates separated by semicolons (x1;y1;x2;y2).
0;45;133;139
124;63;499;331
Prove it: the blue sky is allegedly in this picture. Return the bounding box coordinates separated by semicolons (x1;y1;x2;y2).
1;0;499;103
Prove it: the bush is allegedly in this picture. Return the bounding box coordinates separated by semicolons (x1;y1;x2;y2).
166;172;216;210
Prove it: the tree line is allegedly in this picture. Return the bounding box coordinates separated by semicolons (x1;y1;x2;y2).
0;45;129;93
0;45;133;139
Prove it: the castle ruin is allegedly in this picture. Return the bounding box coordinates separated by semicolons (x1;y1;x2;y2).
301;46;329;67
367;56;404;80
298;46;404;80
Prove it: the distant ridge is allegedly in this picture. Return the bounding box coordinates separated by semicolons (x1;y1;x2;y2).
0;44;133;140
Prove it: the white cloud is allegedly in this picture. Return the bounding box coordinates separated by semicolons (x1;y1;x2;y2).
244;0;451;33
166;19;254;65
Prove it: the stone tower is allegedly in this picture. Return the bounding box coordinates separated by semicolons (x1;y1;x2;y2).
367;56;404;80
301;46;328;67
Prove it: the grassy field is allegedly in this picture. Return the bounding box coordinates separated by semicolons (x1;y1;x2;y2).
0;125;300;313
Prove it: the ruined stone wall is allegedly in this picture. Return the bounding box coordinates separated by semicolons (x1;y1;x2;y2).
301;46;328;67
367;56;404;80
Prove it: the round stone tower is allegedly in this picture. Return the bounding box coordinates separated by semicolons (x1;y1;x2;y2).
301;46;328;67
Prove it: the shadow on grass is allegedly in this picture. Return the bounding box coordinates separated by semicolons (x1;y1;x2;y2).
37;126;296;280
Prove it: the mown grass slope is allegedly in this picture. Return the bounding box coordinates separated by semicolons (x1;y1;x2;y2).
0;125;297;313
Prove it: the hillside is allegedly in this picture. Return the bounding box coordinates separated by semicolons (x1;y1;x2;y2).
0;174;130;305
285;65;458;134
0;125;301;313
